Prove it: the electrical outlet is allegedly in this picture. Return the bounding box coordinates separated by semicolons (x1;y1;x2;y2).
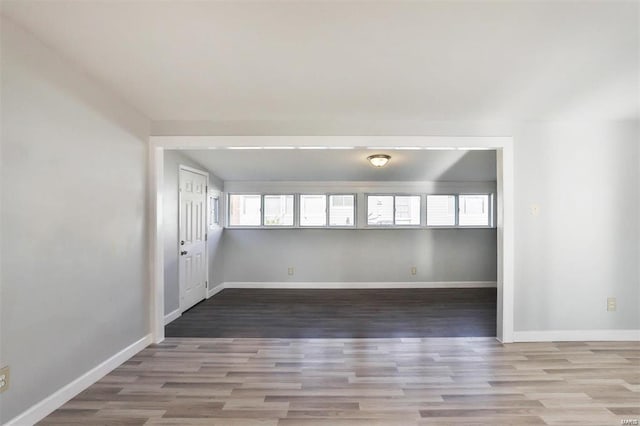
0;366;9;393
411;267;417;275
287;267;294;276
607;297;617;312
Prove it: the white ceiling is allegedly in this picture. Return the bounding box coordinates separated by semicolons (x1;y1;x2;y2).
178;149;496;181
2;1;637;123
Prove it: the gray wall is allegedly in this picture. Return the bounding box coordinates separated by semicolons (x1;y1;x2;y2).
163;151;224;316
222;180;497;283
224;228;497;282
153;119;640;333
513;122;640;331
0;18;149;423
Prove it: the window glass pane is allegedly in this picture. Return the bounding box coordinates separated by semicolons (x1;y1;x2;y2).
263;195;294;226
367;195;394;225
300;195;327;226
459;194;490;226
395;196;421;225
229;194;261;226
426;195;456;226
209;195;219;226
329;195;355;226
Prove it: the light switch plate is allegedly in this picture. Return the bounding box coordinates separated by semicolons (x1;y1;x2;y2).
607;297;617;312
530;204;540;216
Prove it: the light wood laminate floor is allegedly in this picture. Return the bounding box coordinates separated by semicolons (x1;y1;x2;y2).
41;338;639;425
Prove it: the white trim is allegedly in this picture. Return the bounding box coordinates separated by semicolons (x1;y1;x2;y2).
150;135;513;149
503;142;515;343
5;335;151;426
222;281;496;289
150;146;164;343
207;282;226;298
225;180;497;191
496;142;515;343
148;136;515;346
513;329;640;342
164;308;181;325
179;164;209;176
178;165;209;314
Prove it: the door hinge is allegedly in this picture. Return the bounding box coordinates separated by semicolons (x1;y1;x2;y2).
205;234;208;241
205;281;208;288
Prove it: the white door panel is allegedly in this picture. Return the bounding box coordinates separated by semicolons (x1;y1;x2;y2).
179;168;208;312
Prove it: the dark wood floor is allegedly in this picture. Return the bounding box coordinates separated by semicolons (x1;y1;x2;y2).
166;288;496;338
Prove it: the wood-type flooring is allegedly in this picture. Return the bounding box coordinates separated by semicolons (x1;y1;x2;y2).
41;337;640;425
165;288;497;338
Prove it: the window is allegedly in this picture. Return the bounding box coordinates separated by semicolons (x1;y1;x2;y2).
329;194;355;226
225;192;495;229
367;195;422;226
367;195;394;225
426;195;456;226
459;194;491;227
300;194;327;226
263;195;294;226
395;196;421;225
228;194;261;226
209;194;219;227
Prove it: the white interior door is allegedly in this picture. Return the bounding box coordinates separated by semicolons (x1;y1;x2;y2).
179;167;208;312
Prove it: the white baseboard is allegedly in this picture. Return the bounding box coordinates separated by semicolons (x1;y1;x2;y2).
5;334;152;426
207;282;225;298
222;281;497;289
513;329;640;342
164;308;181;325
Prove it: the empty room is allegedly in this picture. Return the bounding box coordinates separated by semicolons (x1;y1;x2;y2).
1;1;639;426
163;147;499;339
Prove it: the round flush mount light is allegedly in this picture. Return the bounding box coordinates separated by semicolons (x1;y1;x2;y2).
367;154;391;168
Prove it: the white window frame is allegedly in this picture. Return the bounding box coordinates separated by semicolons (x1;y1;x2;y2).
298;193;328;228
393;194;423;227
425;193;496;229
365;194;423;228
208;193;220;228
227;193;263;228
327;193;357;228
457;193;495;229
365;194;395;227
227;193;297;228
425;194;459;228
224;192;498;230
262;194;296;228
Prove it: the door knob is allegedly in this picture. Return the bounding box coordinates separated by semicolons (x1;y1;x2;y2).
180;240;185;246
180;250;188;256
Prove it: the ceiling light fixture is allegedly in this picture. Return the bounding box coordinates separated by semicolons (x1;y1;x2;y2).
367;154;391;168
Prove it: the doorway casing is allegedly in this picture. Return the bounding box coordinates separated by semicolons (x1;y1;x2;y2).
148;136;514;343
